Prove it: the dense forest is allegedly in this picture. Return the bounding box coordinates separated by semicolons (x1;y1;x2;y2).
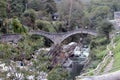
0;0;120;80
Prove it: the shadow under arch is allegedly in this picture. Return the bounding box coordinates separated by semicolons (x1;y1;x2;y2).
30;34;54;47
61;33;90;45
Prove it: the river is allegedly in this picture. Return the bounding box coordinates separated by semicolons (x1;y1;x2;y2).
35;42;90;80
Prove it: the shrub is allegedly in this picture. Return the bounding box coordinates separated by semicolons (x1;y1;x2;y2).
35;20;56;32
23;9;36;29
12;17;27;33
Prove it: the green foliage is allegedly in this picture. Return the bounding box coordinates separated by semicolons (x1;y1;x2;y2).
100;57;111;73
90;37;108;49
112;51;120;71
52;21;64;32
84;0;120;29
89;0;120;19
45;0;57;14
18;35;45;53
31;52;50;72
91;46;107;60
35;20;56;32
0;0;7;18
0;43;15;59
97;20;114;40
28;0;56;14
12;17;27;33
57;0;84;29
48;65;68;80
28;0;45;11
90;33;120;73
113;34;120;43
23;9;36;23
23;9;36;29
109;34;120;72
7;0;27;18
89;60;100;69
90;6;110;20
89;37;108;70
0;35;45;59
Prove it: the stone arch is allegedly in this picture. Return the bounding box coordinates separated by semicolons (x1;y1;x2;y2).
29;29;97;44
60;33;87;44
56;29;97;44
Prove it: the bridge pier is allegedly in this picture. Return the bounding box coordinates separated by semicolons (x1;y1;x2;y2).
52;38;63;45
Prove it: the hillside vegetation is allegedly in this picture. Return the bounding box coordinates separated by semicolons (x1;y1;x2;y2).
0;0;120;80
76;32;120;80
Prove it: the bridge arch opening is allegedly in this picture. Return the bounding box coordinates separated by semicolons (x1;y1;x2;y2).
61;33;92;45
44;37;54;47
29;29;97;45
31;34;54;47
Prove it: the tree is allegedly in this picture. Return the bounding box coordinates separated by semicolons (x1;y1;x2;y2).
28;0;57;14
22;9;36;29
47;65;68;80
27;0;57;21
85;4;111;29
57;0;85;30
27;0;45;11
22;0;28;11
45;0;57;14
12;17;27;33
0;0;7;18
7;0;27;18
35;20;56;32
88;0;120;19
97;20;114;41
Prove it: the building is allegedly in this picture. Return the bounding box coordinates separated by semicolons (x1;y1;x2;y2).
52;13;59;21
109;12;120;30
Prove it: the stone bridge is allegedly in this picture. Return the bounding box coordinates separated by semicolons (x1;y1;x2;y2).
29;28;98;44
0;34;22;43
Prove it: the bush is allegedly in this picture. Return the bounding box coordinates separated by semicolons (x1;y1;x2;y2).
12;17;27;33
22;9;36;29
23;9;36;22
0;43;16;59
0;35;45;60
52;21;64;32
35;20;56;32
47;66;68;80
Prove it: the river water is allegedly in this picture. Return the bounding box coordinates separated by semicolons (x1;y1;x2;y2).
70;47;89;79
36;43;90;80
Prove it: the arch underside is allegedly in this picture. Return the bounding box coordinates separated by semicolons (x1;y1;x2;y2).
39;33;96;44
60;33;95;43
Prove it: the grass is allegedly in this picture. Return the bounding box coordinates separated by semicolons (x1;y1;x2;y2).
83;37;108;75
99;33;120;73
100;57;111;73
110;33;120;72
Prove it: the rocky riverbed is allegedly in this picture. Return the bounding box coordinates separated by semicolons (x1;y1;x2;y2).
0;42;90;80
